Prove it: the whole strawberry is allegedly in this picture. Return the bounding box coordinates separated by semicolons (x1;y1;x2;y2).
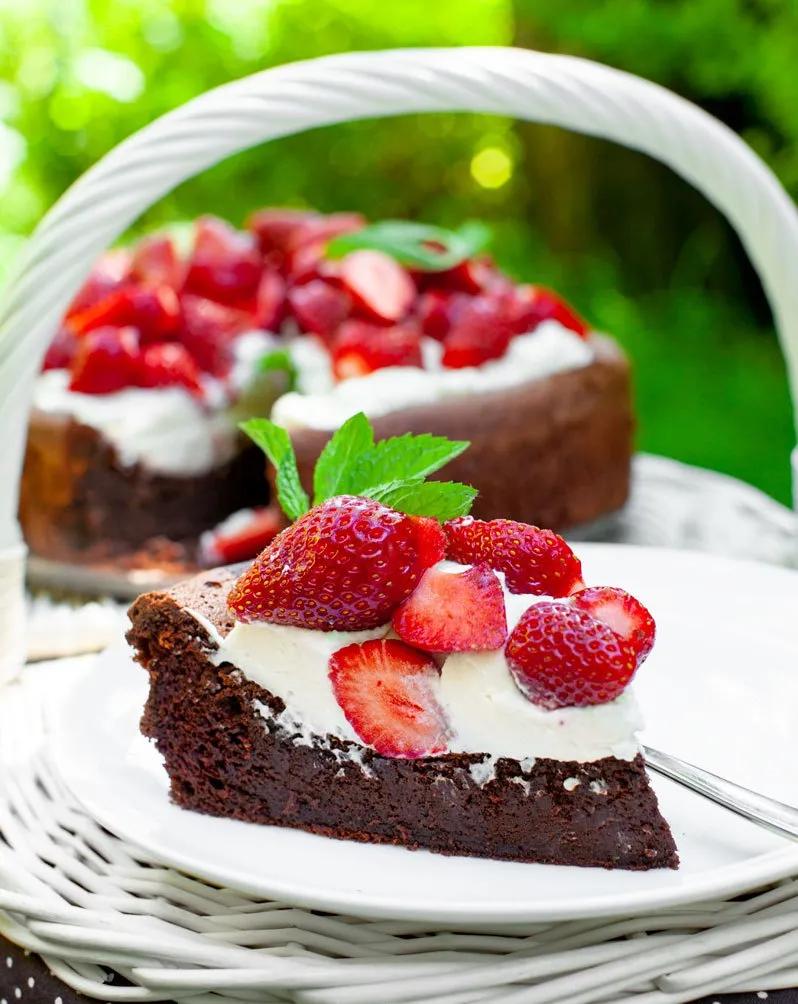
506;602;638;709
444;517;583;597
228;496;445;631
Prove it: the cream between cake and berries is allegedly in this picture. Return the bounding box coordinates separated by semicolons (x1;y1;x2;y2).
22;209;632;572
128;416;675;869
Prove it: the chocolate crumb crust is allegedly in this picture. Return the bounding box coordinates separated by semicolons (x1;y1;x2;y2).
20;416;268;564
284;336;633;530
127;568;678;870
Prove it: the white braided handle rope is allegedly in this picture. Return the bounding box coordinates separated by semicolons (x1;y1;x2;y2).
0;46;797;680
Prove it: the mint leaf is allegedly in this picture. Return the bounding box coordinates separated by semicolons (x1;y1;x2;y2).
327;220;491;271
312;412;374;505
258;348;298;393
239;418;309;522
367;480;477;521
348;433;469;495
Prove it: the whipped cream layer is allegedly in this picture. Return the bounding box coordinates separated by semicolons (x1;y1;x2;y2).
201;561;642;764
33;331;277;477
272;321;594;431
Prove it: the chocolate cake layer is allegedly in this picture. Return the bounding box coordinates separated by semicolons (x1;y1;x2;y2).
127;568;678;870
19;413;268;564
285;336;633;530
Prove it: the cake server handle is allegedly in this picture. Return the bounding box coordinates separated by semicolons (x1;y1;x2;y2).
643;745;798;842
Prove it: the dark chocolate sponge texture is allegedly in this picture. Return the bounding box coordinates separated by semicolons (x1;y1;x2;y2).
127;567;678;870
19;415;268;564
286;336;633;529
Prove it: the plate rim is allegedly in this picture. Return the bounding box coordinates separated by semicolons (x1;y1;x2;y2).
48;542;798;923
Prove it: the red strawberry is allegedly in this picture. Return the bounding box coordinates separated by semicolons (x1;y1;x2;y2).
179;294;251;377
136;342;203;395
329;639;449;757
288;280;351;340
228;496;445;630
431;257;499;294
183;216;262;307
43;327;78;371
444;517;584;597
411;516;447;570
416;289;468;341
331;321;422;380
67;250;130;317
247;208;321;255
68;284;181;343
130;236;183;289
340;250;415;323
252;268;287;331
200;505;284;566
441;294;516;368
69;326;140;394
570;586;655;665
393;563;507;653
510;285;588;338
506;602;638;708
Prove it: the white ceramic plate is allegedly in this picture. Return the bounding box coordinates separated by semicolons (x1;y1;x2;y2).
49;544;798;923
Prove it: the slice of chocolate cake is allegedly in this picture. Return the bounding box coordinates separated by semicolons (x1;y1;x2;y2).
126;417;677;870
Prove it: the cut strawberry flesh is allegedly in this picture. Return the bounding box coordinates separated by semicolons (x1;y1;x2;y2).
179;294;251;377
416;289;468;341
43;327;78;371
136;342;203;395
331;320;422;380
329;638;449;758
183;216;262;307
252;268;287;331
68;326;140;394
441;293;516;368
67;250;130;317
506;602;638;708
393;562;507;653
288;280;351;340
130;236;183;290
340;250;415;323
200;505;284;565
510;285;589;337
570;586;655;664
68;284;181;343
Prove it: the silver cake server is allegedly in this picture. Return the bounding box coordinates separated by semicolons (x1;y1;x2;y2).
644;745;798;842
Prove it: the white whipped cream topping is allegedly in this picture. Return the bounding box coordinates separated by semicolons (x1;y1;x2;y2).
202;560;642;764
32;331;278;477
272;321;594;431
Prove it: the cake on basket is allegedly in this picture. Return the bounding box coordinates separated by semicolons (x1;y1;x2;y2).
127;414;676;870
22;209;632;574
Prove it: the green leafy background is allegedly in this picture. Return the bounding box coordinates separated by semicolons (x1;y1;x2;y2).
0;0;795;503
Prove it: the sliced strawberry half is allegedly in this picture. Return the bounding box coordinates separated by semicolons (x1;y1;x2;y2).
179;294;251;377
331;320;422;380
252;268;287;331
393;563;507;653
570;586;655;665
130;235;184;290
510;285;589;338
43;326;78;371
68;326;140;394
183;216;262;307
68;284;181;343
199;505;284;566
329;639;449;758
444;517;584;597
136;342;203;395
340;250;415;323
66;250;130;317
288;280;351;340
441;293;516;368
506;602;638;708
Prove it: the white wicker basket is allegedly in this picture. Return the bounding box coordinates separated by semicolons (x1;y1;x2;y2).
1;47;797;670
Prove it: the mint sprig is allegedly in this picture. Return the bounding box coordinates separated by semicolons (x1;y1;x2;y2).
240;412;477;523
258;348;299;393
326;220;491;272
239;418;309;522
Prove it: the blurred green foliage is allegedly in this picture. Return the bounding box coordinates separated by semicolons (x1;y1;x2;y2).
0;0;794;503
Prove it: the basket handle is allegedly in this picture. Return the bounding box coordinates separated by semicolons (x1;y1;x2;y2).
0;46;796;672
